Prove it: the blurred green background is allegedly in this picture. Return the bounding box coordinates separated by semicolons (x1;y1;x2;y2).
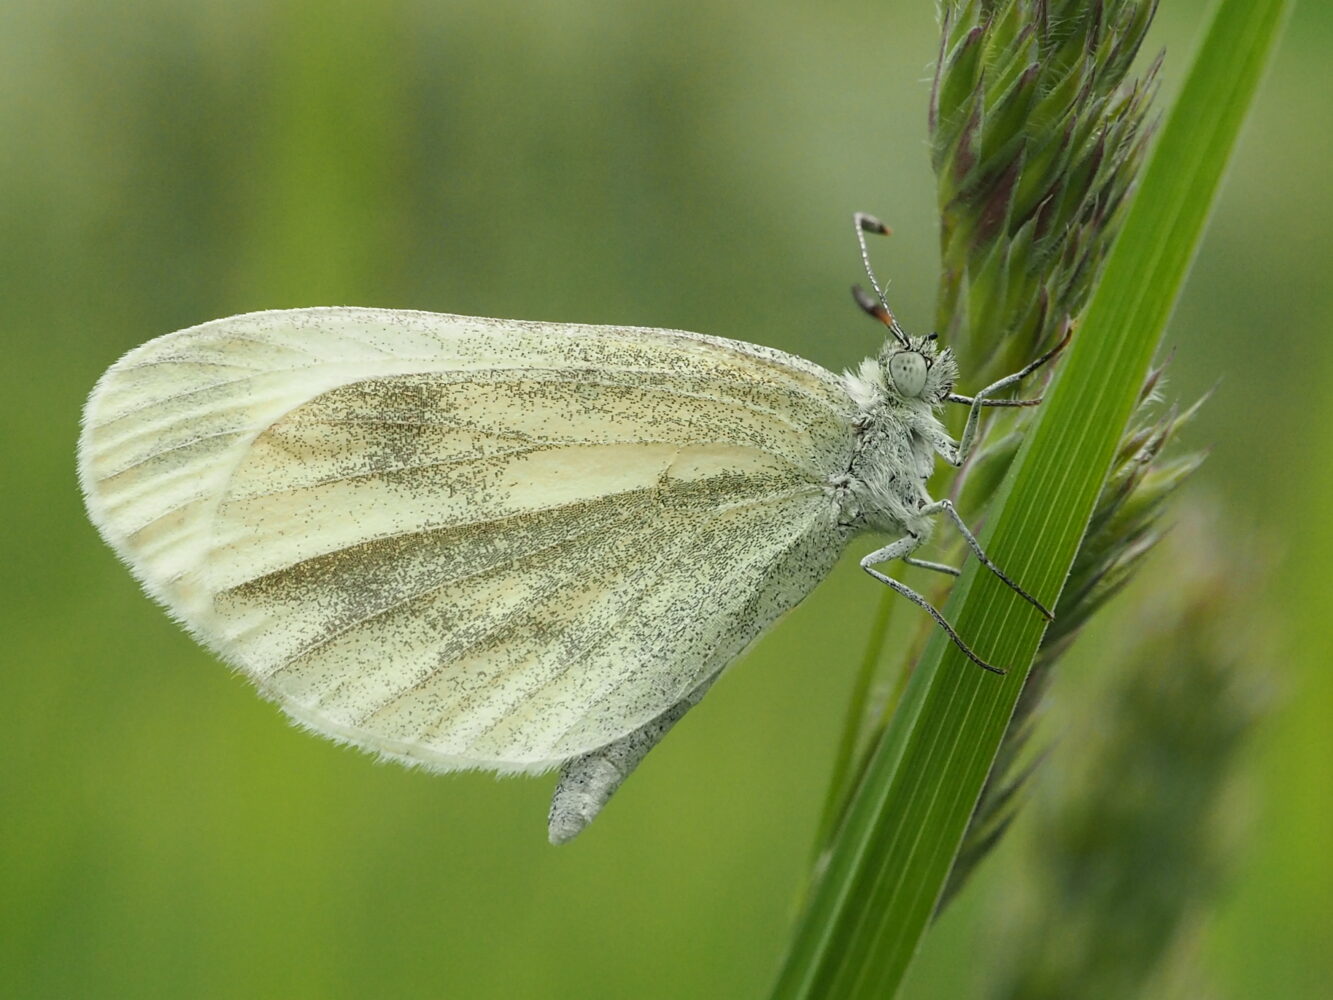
2;0;1327;997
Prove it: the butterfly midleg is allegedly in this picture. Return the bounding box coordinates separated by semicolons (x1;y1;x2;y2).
918;498;1053;620
860;535;1004;675
902;555;960;576
548;673;719;845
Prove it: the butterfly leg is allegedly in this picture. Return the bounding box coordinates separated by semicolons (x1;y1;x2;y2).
902;555;960;576
944;393;1043;408
919;498;1054;620
860;535;1005;675
948;327;1072;467
548;673;719;845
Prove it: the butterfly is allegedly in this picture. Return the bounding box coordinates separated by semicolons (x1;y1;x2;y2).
78;216;1061;842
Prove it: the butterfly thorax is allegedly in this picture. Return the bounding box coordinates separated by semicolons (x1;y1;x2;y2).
834;350;956;538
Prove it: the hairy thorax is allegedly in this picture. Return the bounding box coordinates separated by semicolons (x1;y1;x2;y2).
831;383;946;540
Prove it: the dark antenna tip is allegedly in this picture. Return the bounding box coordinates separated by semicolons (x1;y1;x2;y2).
856;213;893;236
851;284;894;325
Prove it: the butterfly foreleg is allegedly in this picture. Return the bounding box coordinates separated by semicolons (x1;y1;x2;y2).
547;672;720;845
945;328;1072;468
944;393;1043;408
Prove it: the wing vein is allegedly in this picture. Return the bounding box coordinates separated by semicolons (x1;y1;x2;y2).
541;495;821;751
365;486;822;747
91;373;275;428
448;519;697;749
96;428;251;481
322;508;650;720
261;500;646;681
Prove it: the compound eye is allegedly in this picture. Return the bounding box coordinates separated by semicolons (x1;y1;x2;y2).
888;352;928;397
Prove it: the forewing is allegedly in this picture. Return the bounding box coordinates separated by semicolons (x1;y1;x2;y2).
79;307;856;770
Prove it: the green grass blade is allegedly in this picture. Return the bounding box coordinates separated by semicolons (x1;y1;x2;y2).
771;0;1290;995
809;594;896;862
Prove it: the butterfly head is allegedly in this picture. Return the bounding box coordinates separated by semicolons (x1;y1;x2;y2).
880;331;957;403
850;285;958;404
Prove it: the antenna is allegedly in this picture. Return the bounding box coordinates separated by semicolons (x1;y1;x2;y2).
852;212;910;347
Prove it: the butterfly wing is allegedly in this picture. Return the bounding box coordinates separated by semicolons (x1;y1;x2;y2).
79;307;856;772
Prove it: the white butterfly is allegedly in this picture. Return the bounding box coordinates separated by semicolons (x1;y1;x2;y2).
78;222;1061;843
